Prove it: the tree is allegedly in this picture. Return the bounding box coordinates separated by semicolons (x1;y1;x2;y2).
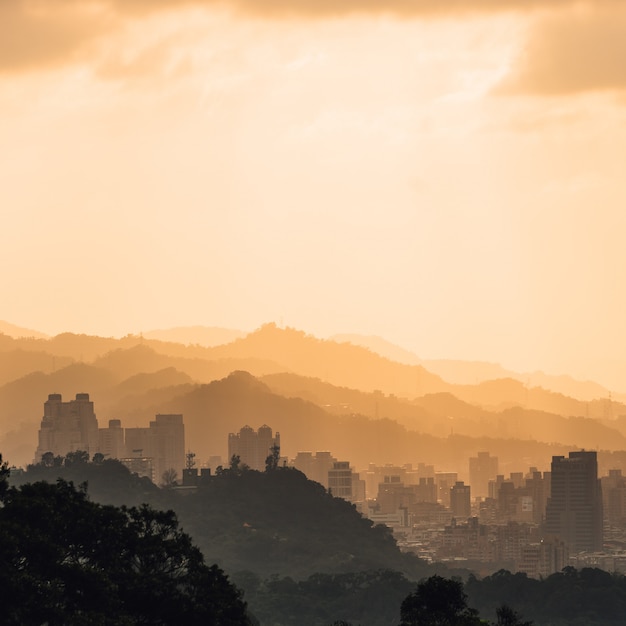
64;450;90;467
0;478;254;625
494;605;533;626
161;467;179;488
230;454;242;472
0;453;9;498
41;451;55;467
265;444;281;472
39;451;63;468
92;452;105;465
400;575;482;626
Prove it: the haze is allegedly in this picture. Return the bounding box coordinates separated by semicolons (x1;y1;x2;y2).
2;0;626;390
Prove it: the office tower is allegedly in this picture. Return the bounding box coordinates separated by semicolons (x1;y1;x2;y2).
544;450;603;553
602;469;626;527
150;414;186;481
123;414;185;483
469;451;498;499
35;393;100;461
228;425;280;471
328;461;353;499
293;451;338;488
450;481;472;519
98;419;125;460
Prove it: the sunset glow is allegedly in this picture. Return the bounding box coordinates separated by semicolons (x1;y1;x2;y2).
2;0;626;389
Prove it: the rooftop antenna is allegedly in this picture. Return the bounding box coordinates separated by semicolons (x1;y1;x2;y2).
186;451;196;470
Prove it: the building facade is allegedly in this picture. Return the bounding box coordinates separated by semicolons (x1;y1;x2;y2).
35;393;100;461
35;394;185;485
544;450;603;553
469;451;499;499
228;424;280;471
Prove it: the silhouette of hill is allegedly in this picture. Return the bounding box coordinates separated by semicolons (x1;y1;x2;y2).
208;324;449;397
331;331;616;401
143;326;245;346
171;468;432;581
3;324;626;473
330;333;423;366
0;349;73;386
0;320;48;339
259;372;626;452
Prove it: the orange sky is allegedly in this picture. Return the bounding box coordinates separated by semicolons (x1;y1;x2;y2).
2;0;626;389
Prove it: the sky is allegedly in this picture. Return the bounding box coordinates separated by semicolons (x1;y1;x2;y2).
1;0;626;390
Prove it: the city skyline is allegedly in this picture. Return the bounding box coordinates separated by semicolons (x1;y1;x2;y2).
2;1;626;391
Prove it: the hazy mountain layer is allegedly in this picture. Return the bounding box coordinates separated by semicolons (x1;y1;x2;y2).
2;324;626;475
142;325;245;346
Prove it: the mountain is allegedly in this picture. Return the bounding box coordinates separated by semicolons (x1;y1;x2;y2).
330;331;616;401
0;320;49;339
208;324;449;397
330;333;423;366
3;323;626;474
142;326;245;347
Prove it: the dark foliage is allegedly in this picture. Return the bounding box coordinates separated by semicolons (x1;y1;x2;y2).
466;568;626;626
168;467;431;582
399;575;482;626
0;477;253;625
16;454;158;506
238;569;413;626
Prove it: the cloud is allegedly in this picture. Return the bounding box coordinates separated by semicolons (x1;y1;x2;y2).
3;0;625;97
109;0;613;19
498;9;626;94
0;1;116;73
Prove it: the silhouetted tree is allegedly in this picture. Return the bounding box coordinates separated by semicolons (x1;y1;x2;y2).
494;605;533;626
0;453;9;498
0;478;253;625
230;454;241;472
64;450;89;467
400;575;482;626
161;467;179;488
265;444;281;472
92;452;105;464
39;451;63;468
41;451;55;467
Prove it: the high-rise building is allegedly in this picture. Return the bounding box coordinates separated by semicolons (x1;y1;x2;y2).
35;393;100;461
35;393;185;485
293;451;338;488
544;450;603;553
602;469;626;527
328;461;353;499
469;451;498;499
228;425;280;471
450;481;472;519
150;414;186;481
98;419;125;460
121;415;185;483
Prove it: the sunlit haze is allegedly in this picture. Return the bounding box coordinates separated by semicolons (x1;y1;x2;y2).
2;0;626;390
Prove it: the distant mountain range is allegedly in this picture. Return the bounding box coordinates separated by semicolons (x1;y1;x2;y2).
142;326;245;347
330;332;613;401
1;320;625;475
0;320;49;340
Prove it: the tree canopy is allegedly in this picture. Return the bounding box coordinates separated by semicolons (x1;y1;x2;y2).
0;476;253;625
399;575;482;626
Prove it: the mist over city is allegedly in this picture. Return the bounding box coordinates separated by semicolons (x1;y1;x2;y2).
2;0;626;624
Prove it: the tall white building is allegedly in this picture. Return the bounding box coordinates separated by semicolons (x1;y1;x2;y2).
35;394;186;485
228;424;280;471
35;393;100;461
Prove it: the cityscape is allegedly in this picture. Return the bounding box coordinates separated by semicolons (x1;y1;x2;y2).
24;384;626;581
4;326;626;624
2;0;625;623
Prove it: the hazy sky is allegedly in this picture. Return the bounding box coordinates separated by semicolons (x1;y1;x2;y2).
2;0;626;389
